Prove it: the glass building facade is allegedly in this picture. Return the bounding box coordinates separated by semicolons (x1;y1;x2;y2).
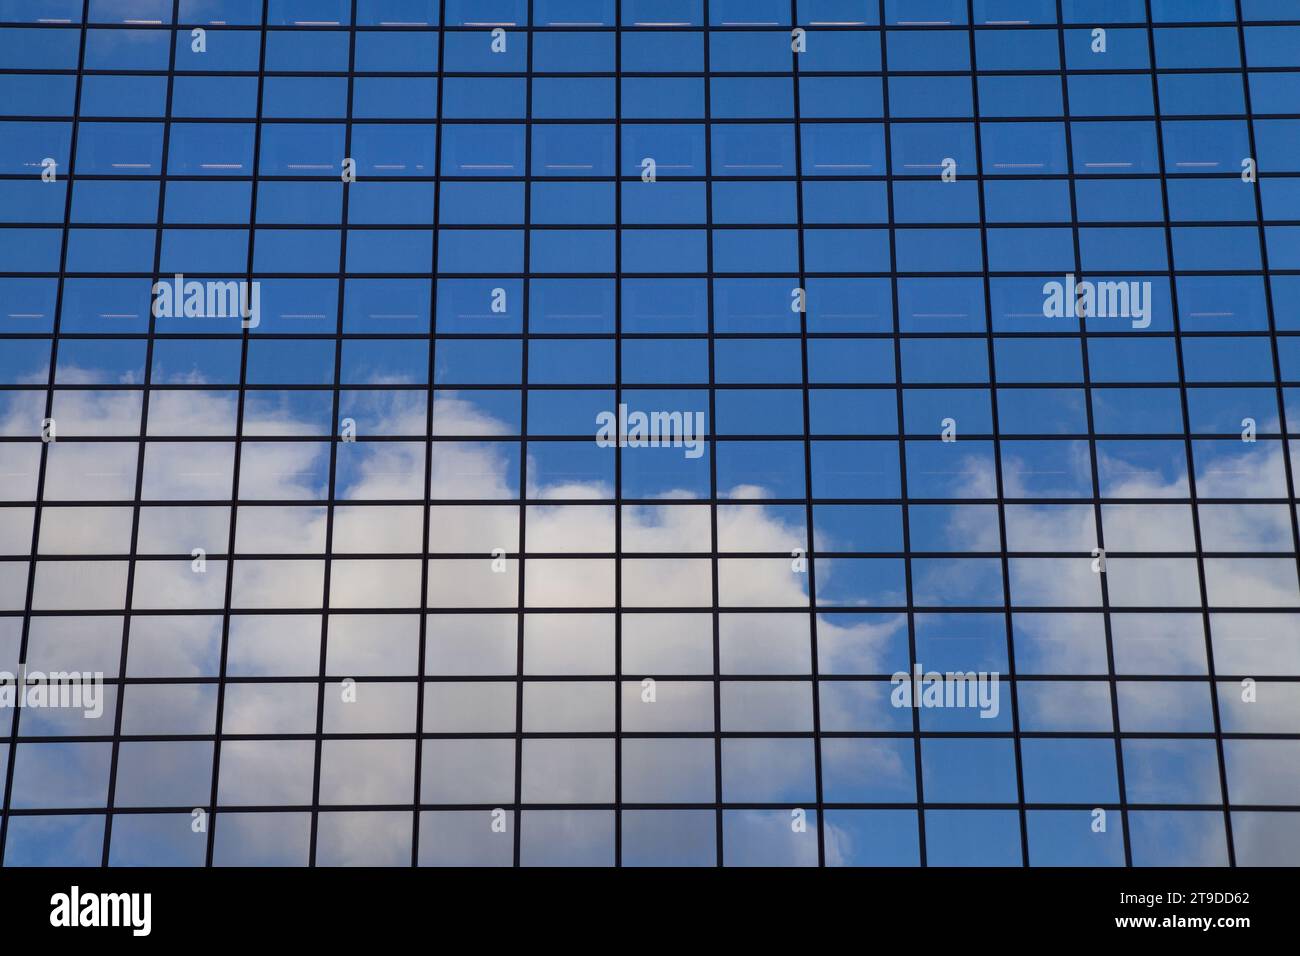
1;0;1299;867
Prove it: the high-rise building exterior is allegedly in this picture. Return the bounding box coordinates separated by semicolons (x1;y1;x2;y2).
0;0;1298;867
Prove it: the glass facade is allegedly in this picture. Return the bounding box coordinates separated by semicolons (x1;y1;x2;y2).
1;0;1299;867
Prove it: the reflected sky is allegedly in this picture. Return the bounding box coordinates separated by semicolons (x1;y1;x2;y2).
0;0;1298;867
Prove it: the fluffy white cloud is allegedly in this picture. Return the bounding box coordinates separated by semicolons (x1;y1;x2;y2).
1;374;1297;865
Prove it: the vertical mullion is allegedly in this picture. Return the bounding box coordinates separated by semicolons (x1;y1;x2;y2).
308;0;359;868
205;0;270;869
877;0;926;867
100;0;182;867
788;0;826;868
1145;0;1257;868
702;0;724;869
966;0;1029;869
412;0;449;868
1144;0;1232;866
1234;0;1300;866
612;1;623;870
0;0;90;866
512;1;534;868
1055;0;1133;867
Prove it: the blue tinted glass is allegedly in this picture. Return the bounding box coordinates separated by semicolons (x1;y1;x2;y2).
1;0;1295;882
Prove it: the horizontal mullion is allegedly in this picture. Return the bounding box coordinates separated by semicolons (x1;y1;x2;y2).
3;219;1297;230
10;550;1297;560
0;496;1289;506
3;672;1294;684
6;605;1300;615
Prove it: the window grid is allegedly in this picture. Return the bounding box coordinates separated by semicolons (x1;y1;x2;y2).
0;0;1295;867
